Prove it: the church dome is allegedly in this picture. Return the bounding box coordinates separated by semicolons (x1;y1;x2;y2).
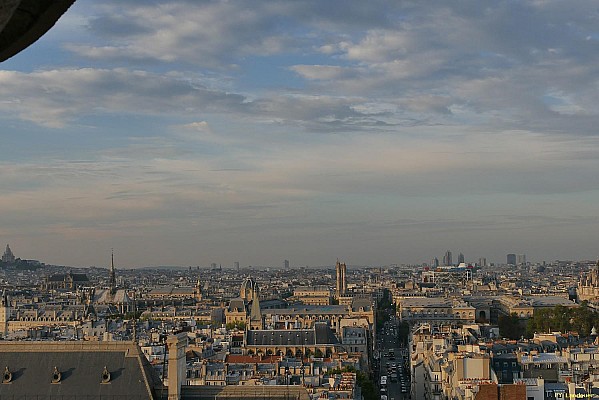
240;277;259;301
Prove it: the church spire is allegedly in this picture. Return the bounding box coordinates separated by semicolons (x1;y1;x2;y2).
249;295;263;330
109;249;116;295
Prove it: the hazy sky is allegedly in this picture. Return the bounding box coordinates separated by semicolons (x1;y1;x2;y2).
2;0;599;268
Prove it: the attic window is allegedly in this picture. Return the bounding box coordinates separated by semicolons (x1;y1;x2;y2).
51;367;61;384
101;366;111;383
2;367;11;383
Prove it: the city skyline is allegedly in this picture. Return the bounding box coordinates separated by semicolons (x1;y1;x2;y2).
2;1;599;268
0;242;580;270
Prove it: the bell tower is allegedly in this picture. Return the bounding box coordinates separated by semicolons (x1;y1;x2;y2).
194;277;202;301
0;290;10;338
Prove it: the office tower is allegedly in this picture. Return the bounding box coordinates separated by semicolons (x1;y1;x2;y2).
234;262;240;271
517;254;526;265
432;257;439;268
211;263;217;269
507;254;517;265
458;253;465;265
478;257;487;267
335;259;347;298
443;250;453;267
284;259;290;269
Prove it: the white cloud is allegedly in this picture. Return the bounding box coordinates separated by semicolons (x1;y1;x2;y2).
0;68;247;127
289;65;354;81
4;0;599;265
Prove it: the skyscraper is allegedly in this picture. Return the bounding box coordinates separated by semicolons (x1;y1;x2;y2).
335;259;347;298
284;259;290;269
443;250;453;267
507;254;517;265
458;253;465;265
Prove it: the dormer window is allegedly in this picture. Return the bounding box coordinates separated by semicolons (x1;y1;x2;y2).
51;366;61;384
101;366;111;383
2;367;11;383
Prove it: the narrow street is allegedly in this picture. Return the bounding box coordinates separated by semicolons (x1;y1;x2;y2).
376;316;410;400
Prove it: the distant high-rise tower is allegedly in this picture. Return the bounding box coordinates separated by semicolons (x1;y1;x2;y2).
478;257;487;267
234;262;240;271
443;250;453;267
2;244;15;264
284;259;290;269
432;257;439;268
335;259;347;298
517;254;527;265
507;254;517;265
109;250;117;295
458;253;465;265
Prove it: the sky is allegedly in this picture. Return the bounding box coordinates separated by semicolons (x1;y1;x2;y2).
2;0;599;268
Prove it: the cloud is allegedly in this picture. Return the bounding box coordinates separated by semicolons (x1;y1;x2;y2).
289;65;357;81
0;68;248;128
19;0;599;137
0;68;403;132
5;0;599;265
67;1;299;68
180;121;212;133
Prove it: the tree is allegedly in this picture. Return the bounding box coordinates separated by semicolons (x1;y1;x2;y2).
498;313;525;339
526;304;599;337
398;321;410;346
225;321;246;330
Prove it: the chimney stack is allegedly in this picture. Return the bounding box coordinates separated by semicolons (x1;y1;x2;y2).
167;332;188;400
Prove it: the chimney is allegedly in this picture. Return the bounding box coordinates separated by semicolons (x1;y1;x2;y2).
167;332;188;400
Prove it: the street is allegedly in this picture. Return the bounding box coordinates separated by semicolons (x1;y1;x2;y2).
376;317;410;400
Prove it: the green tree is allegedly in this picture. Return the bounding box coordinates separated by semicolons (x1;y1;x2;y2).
225;321;246;330
499;313;525;339
398;321;410;346
526;304;599;337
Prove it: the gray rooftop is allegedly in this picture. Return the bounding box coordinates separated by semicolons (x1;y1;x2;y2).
0;341;158;399
247;324;339;347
